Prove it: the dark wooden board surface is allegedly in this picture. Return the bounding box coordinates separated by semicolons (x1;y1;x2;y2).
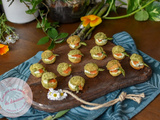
27;39;152;112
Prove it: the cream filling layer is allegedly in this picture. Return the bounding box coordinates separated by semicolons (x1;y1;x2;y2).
96;39;107;44
93;53;104;58
69;44;80;49
68;54;77;59
114;53;125;58
44;57;55;61
84;70;96;74
110;68;118;72
84;70;90;74
131;60;144;67
34;71;40;74
43;80;48;84
69;81;76;90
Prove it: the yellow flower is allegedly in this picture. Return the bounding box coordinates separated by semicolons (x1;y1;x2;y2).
81;15;102;27
0;44;9;55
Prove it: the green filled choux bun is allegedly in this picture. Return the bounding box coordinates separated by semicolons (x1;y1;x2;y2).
94;32;108;46
68;49;83;63
68;76;85;93
90;46;107;60
29;63;46;78
112;45;129;60
57;62;72;76
41;50;58;64
84;62;104;78
106;60;125;77
130;53;148;70
41;72;57;89
67;35;86;49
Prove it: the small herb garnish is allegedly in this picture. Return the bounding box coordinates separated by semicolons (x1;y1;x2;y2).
123;52;130;57
119;67;125;77
143;63;149;67
75;86;80;93
98;68;105;71
80;41;87;46
102;51;107;57
107;38;113;41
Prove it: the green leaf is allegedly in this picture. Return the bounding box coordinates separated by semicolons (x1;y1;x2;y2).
25;9;37;14
143;63;149;67
134;10;149;21
44;22;52;31
123;52;130;57
37;36;49;45
127;0;141;14
53;109;70;120
52;22;60;28
55;33;68;40
119;67;125;77
41;17;47;28
55;39;65;44
43;115;53;120
48;41;55;50
36;22;42;28
145;1;160;21
47;28;58;39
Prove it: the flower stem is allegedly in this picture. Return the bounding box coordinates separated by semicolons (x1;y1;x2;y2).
103;0;114;17
71;4;99;36
83;5;108;40
93;2;104;15
103;0;155;19
118;0;127;5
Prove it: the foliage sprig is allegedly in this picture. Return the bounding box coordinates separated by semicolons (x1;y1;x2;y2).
72;0;160;41
7;0;69;50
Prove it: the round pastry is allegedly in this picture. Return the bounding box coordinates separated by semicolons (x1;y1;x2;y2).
29;63;45;78
90;46;107;60
94;32;108;46
106;60;125;77
41;50;58;64
66;35;87;49
68;49;83;63
57;62;72;77
130;53;148;70
68;76;85;93
112;45;129;60
41;72;57;89
84;62;104;78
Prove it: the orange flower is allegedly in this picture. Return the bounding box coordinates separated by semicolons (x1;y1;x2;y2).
81;15;102;27
0;44;9;55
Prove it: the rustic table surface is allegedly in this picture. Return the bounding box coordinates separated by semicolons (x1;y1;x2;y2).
0;8;160;120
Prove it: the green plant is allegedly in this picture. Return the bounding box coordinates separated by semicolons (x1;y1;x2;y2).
7;0;69;50
103;0;160;21
0;13;19;44
72;0;160;40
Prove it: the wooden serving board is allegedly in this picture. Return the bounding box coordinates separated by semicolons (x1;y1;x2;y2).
27;39;152;112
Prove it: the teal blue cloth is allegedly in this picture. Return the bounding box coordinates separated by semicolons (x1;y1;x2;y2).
0;31;160;120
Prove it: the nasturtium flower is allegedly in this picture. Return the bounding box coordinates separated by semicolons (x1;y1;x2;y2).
0;44;9;55
81;15;102;27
